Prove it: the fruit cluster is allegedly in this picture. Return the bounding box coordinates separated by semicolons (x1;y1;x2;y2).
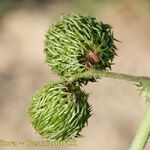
28;15;117;141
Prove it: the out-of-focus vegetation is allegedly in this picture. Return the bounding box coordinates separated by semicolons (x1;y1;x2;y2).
69;0;119;6
0;0;150;18
0;0;23;17
68;0;150;11
0;0;53;17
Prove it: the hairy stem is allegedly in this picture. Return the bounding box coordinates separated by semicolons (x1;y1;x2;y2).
68;69;150;84
129;104;150;150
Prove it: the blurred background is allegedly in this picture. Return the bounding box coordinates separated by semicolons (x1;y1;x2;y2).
0;0;150;149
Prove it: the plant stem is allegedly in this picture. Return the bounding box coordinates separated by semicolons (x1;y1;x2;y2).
129;104;150;150
68;69;150;149
68;69;150;84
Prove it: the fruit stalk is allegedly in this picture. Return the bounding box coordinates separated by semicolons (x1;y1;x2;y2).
68;69;150;84
129;104;150;150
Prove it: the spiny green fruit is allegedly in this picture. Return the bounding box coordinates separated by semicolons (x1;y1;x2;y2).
44;15;117;78
28;82;91;141
139;83;150;102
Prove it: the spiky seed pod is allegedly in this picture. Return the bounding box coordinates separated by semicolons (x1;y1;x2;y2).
44;15;117;78
139;83;150;102
28;82;91;141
